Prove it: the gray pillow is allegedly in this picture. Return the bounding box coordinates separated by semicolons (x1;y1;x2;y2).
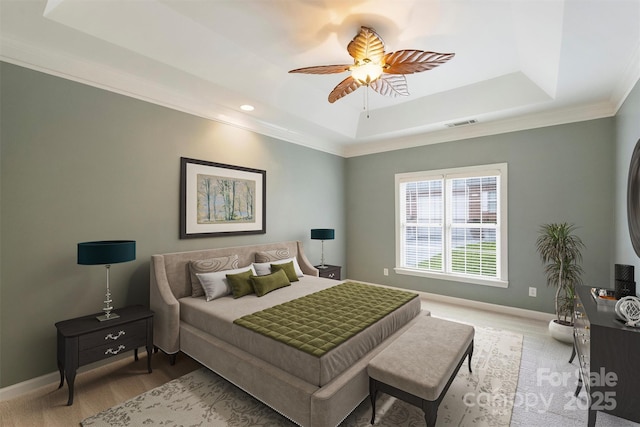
252;257;304;277
255;248;290;263
189;254;239;297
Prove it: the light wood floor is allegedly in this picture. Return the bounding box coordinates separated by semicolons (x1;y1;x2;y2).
0;296;550;427
0;351;202;427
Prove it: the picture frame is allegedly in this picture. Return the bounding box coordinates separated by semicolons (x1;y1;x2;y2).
180;157;266;238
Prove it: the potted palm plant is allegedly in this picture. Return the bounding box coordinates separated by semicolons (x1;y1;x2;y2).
536;223;585;342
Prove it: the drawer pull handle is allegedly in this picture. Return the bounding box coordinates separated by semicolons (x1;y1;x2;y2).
105;345;126;355
105;331;126;340
328;273;335;278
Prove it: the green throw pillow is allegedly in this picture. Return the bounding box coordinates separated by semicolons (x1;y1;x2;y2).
271;261;299;282
226;269;255;299
251;269;291;297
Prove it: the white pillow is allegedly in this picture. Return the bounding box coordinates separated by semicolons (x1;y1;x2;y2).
252;257;304;277
196;266;257;301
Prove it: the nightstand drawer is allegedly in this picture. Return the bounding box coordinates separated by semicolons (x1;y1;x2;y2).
79;319;147;351
79;333;147;365
317;265;341;280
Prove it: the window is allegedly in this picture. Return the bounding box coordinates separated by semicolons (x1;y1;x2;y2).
395;163;508;287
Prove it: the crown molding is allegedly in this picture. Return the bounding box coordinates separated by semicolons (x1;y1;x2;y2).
2;34;637;160
343;101;618;158
611;42;640;112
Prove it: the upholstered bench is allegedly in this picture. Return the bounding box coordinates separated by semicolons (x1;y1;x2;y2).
367;316;474;426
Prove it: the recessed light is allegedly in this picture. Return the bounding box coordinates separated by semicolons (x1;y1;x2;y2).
240;104;255;112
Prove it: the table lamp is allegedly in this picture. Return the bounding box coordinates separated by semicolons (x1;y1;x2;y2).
310;229;334;269
78;240;136;321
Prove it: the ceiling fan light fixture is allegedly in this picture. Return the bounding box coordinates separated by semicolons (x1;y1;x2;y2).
351;61;383;85
288;26;455;103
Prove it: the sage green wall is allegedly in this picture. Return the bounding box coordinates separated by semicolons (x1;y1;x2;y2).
613;79;640;282
1;57;633;389
346;119;614;313
0;62;346;388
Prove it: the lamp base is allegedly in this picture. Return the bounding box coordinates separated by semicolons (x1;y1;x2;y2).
98;264;120;322
96;312;120;322
317;264;329;269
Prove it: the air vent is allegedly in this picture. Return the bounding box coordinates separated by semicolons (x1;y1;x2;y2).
445;119;478;128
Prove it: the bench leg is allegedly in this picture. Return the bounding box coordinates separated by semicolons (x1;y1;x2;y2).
369;377;378;424
468;340;474;373
422;400;439;427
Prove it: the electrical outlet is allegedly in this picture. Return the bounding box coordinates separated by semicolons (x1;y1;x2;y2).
529;287;537;297
383;268;389;276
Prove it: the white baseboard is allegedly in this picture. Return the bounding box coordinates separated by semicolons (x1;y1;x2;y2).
349;278;556;322
0;353;131;402
417;289;556;322
0;371;62;402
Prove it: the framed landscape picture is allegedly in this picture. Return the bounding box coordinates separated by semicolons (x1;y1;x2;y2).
180;157;266;238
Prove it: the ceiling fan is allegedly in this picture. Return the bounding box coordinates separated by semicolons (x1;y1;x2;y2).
289;26;455;103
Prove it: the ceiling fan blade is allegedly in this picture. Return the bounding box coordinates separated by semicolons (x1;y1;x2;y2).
347;26;385;63
328;76;363;103
383;50;455;74
370;74;409;98
288;64;352;74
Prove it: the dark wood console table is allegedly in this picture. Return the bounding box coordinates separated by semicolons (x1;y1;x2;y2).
572;285;640;426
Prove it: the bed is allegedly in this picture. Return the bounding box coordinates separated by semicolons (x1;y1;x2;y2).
150;241;424;426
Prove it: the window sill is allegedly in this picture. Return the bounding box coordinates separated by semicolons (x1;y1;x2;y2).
394;267;508;288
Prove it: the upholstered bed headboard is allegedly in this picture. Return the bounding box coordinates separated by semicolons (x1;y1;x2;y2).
150;240;318;354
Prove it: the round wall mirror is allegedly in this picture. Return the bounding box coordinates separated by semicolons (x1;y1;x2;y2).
628;138;640;257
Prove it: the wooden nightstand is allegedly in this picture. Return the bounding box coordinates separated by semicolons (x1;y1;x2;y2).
316;264;341;280
55;305;153;405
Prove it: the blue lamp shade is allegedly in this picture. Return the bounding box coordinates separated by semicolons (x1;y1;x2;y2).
311;229;335;240
78;240;136;265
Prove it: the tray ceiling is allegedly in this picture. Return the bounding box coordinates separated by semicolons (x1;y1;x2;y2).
1;0;638;156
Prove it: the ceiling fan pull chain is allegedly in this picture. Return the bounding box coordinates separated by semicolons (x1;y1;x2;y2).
365;87;370;119
362;88;366;111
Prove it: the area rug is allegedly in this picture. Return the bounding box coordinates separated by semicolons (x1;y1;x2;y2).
81;326;522;427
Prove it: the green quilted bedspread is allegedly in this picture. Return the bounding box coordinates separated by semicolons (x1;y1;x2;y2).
233;282;418;357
